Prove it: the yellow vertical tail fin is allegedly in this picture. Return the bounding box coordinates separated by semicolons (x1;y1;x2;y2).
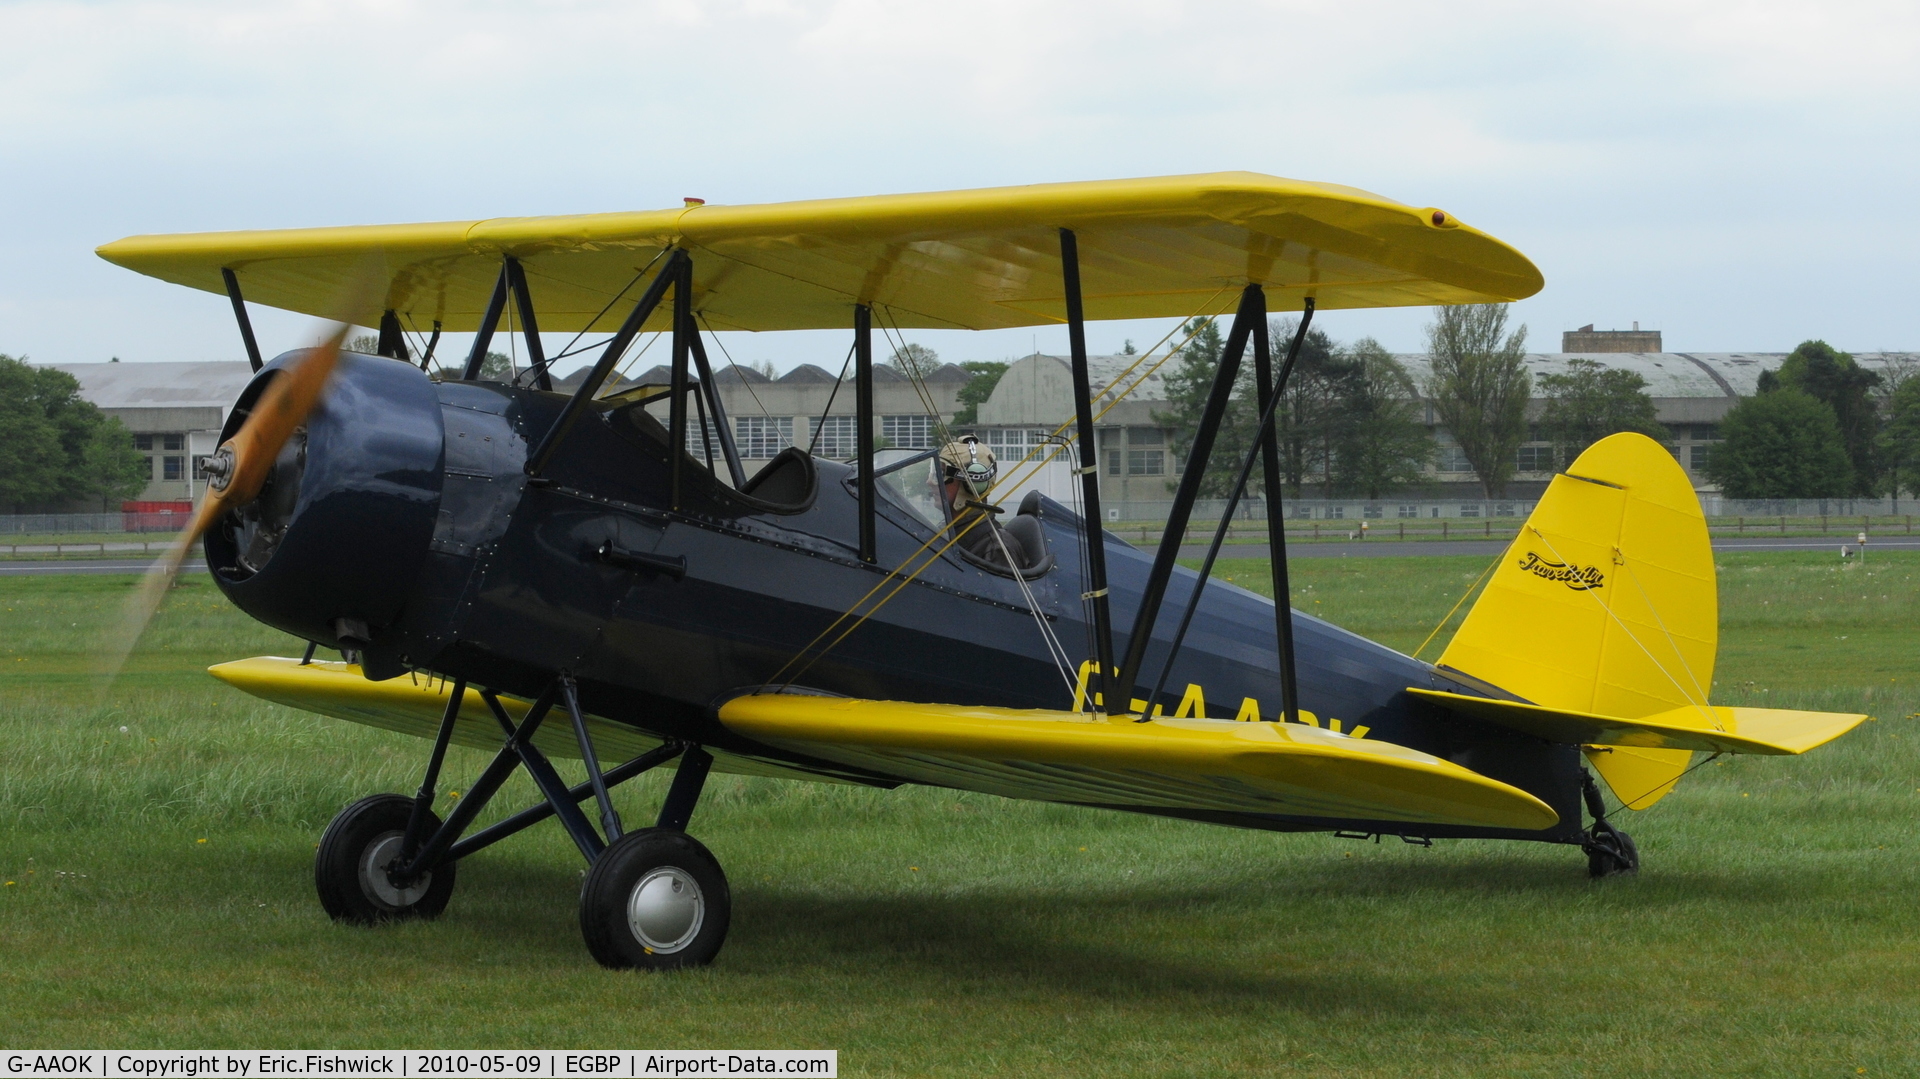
1438;433;1716;808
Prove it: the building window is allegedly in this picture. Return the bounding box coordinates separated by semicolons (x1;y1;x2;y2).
808;416;857;459
133;434;155;451
1459;504;1481;518
1326;505;1344;519
1689;444;1716;472
1515;445;1553;472
986;427;1063;462
1127;426;1164;446
684;416;721;459
734;416;794;459
1107;451;1122;476
142;456;154;478
1362;505;1382;519
1125;449;1164;476
163;456;185;481
1493;503;1516;517
162;434;184;451
1292;504;1312;519
1397;505;1419;518
1435;438;1472;472
881;414;934;449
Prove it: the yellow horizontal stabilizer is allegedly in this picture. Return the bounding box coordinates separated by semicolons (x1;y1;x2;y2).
99;172;1542;334
1409;688;1866;756
719;694;1559;830
207;657;848;783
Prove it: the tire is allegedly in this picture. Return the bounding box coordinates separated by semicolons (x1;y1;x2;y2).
1585;826;1639;879
315;794;456;924
579;828;731;971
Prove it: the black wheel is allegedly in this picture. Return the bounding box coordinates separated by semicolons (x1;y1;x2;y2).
579;828;731;971
315;794;456;924
1584;823;1639;879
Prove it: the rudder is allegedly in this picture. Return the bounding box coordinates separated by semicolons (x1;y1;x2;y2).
1437;433;1716;808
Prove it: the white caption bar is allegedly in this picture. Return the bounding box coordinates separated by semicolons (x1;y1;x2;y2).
1;1053;836;1079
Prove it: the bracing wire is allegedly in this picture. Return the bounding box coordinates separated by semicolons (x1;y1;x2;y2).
1527;526;1722;730
804;342;858;458
1411;553;1505;661
762;292;1237;684
696;314;774;422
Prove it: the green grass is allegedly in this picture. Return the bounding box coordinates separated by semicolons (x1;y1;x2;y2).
3;559;1919;1074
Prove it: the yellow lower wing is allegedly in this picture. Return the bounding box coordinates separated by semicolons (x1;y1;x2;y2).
1409;688;1865;756
207;657;847;783
719;695;1559;830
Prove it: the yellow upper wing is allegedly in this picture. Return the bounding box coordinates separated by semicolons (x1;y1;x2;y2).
719;694;1558;830
98;172;1542;334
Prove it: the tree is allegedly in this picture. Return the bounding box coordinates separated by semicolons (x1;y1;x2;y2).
0;355;150;510
1878;377;1920;498
887;343;938;378
1758;340;1879;495
0;357;64;508
1423;304;1531;497
348;334;382;355
1335;339;1432;497
951;361;1009;425
1272;322;1357;497
477;351;514;381
1704;389;1852;498
1537;358;1667;469
77;416;150;508
1153;318;1252;498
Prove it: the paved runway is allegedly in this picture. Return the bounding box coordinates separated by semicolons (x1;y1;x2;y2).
4;534;1914;574
0;559;207;575
1188;536;1920;559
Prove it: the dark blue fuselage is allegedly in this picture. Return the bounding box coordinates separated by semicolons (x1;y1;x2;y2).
210;354;1584;843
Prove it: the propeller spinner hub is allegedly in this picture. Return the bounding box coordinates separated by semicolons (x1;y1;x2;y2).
200;444;236;492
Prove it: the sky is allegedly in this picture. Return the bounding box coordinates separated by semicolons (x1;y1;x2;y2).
3;0;1917;374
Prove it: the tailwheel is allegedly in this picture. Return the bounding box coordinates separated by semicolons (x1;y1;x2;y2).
579;828;731;970
315;794;456;923
1582;819;1639;878
1579;768;1639;878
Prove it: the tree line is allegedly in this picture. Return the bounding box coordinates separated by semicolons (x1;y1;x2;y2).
1704;341;1920;499
1155;304;1667;500
1157;305;1917;502
0;355;150;512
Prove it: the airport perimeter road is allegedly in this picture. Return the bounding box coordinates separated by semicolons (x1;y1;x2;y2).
0;559;208;575
1188;537;1920;559
4;535;1919;574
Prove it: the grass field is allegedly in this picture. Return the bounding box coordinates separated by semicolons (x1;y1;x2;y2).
2;554;1918;1075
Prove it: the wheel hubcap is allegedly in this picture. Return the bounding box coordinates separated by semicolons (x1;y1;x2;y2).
627;867;703;953
359;831;430;910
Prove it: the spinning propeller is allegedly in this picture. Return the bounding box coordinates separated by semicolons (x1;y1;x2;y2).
101;273;380;683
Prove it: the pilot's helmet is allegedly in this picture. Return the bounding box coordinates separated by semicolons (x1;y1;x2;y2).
937;436;997;496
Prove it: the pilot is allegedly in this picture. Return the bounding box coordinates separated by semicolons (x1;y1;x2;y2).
935;436;1020;567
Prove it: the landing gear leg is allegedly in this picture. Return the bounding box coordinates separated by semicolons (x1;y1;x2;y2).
579;746;732;970
1579;769;1638;878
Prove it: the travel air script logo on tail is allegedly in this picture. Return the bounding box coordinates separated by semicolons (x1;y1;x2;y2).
1515;551;1605;590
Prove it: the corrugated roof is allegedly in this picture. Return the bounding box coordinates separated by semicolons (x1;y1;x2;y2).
1003;351;1920;405
776;364;838;384
1392;352;1919;398
43;361;254;411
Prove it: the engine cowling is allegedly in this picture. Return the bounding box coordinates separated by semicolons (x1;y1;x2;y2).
205;351;444;672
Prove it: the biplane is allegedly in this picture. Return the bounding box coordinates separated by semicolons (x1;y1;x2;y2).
97;172;1866;970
